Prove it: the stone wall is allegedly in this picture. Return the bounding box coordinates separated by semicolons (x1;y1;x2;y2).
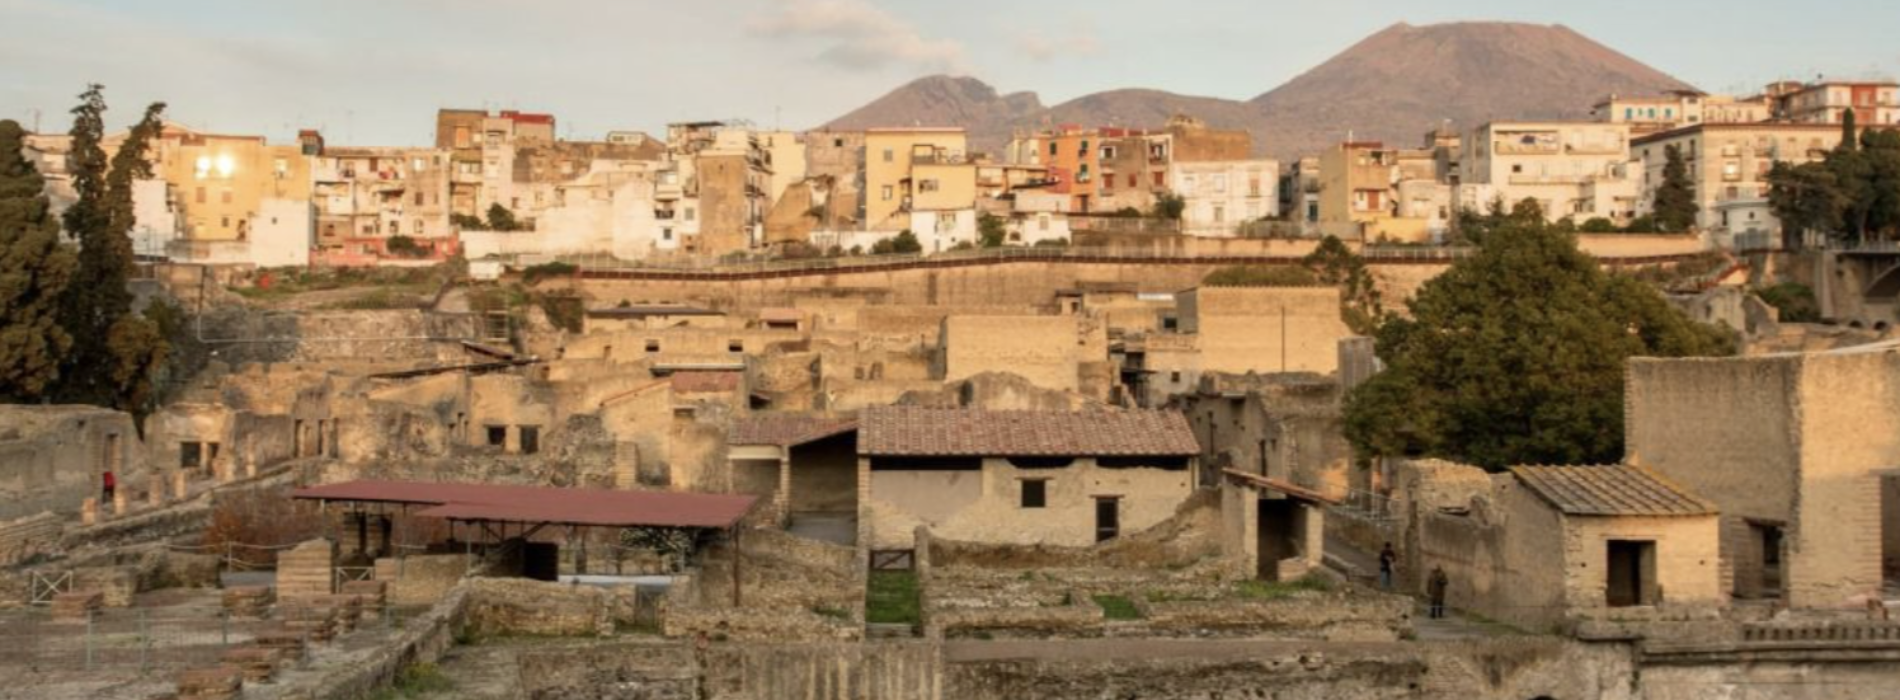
939;315;1085;392
1178;286;1354;376
373;554;469;606
865;456;1194;550
0;512;62;566
464;577;614;638
0;405;145;521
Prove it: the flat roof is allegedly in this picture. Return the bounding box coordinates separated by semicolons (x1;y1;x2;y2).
291;480;757;529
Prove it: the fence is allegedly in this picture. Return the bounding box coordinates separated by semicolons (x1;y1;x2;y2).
0;603;410;676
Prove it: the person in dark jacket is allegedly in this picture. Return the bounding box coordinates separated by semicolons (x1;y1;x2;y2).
1378;543;1398;590
1427;566;1450;619
101;470;116;504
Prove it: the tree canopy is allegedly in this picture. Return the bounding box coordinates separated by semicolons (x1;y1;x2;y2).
0;120;78;400
1343;215;1735;471
1767;109;1900;246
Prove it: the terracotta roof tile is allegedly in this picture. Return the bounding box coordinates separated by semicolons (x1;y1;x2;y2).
1510;464;1717;517
729;414;858;447
859;406;1199;457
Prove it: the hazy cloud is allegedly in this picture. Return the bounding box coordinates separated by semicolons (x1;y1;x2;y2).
750;0;969;74
1014;27;1101;63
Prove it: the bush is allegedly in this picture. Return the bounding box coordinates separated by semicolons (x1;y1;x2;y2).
450;213;487;231
384;235;428;258
871;230;923;255
1579;217;1620;233
1203;265;1319;287
202;487;327;569
1757;282;1821;323
520;261;577;286
1032;237;1069;248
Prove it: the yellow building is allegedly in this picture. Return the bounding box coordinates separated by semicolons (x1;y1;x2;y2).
863;128;967;231
151;126;313;243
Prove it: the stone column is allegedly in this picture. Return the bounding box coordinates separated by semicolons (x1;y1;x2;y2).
147;477;164;508
776;454;793;528
81;498;97;526
172;471;189;500
112;490;127;517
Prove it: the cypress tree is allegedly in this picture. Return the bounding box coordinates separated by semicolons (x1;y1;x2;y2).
1653;145;1699;232
0;120;79;400
52;85;171;416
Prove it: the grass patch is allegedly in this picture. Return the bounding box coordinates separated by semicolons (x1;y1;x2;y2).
1092;594;1141;620
1234;576;1333;601
318;287;428;310
866;570;920;626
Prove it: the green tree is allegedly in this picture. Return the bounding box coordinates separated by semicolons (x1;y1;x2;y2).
1653;145;1699;232
1579;217;1619;233
56;87;170;412
1344;217;1734;471
1202;265;1318;287
1151;192;1185;221
485;203;521;232
1861;129;1900;238
105;313;168;417
0;120;78;400
1303;235;1385;335
1767;161;1847;248
889;230;922;254
977;212;1007;248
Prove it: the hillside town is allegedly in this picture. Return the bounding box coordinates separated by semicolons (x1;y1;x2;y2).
5;12;1900;700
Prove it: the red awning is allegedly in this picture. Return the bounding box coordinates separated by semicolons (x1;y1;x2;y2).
292;480;756;529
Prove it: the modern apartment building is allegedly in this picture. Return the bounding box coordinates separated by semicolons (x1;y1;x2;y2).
1632;123;1860;248
1458;121;1640;225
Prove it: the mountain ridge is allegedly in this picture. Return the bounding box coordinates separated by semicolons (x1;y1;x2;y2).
821;22;1696;161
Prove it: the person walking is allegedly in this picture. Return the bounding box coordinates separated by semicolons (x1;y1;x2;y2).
1427;566;1450;619
101;469;116;504
1378;542;1398;590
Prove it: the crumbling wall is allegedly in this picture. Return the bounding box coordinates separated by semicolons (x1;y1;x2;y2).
939;315;1086;392
1179;287;1353;376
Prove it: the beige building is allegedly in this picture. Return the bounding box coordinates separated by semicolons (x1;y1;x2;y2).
1411;462;1721;628
1594;90;1772;135
1458;121;1639;225
863;128;969;231
938;315;1093;393
1177;286;1352;376
1317;141;1443;243
855;406;1201;550
1772;80;1900;125
1626;342;1900;609
1632;123;1867;248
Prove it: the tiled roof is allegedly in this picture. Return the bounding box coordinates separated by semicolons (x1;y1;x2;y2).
1510;464;1717;517
670;371;741;394
858;406;1200;457
729;414;857;448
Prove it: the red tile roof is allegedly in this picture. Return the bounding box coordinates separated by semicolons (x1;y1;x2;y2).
858;406;1199;457
729;414;858;447
291;480;755;529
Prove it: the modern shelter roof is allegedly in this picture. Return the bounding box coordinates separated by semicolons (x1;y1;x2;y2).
291;480;756;529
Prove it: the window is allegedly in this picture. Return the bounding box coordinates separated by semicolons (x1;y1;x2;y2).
833;138;844;148
645;340;660;353
1101;145;1117;160
881;185;894;201
1038;215;1050;232
416;192;425;206
485;425;507;447
882;148;894;163
919;179;940;193
195;187;206;204
1128;174;1138;188
662;228;673;241
518;426;540;455
1020;479;1048;509
684;207;696;222
180;442;203;468
1049;143;1059;156
728;340;744;353
414;220;425;235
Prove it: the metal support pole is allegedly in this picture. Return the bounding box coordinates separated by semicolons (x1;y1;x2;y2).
84;611;94;670
731;527;742;608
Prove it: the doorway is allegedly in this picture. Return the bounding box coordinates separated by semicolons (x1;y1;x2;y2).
1883;474;1900;593
1094;497;1121;543
1256;498;1303;581
1750;522;1785;599
1607;539;1657;607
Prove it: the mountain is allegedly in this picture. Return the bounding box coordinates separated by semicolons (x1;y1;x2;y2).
1247;22;1695;159
821;22;1696;161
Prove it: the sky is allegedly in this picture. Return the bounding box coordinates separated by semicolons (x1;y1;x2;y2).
3;0;1898;146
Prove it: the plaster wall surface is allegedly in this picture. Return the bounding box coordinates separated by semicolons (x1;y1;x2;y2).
866;457;1193;550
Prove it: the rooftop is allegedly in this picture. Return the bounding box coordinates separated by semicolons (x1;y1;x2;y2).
1510;464;1717;517
730;413;858;448
858;406;1199;457
291;480;756;529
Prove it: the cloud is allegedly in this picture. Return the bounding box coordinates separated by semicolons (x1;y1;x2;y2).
750;0;968;74
1013;27;1101;63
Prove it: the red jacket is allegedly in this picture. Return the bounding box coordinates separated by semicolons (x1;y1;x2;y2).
102;472;116;488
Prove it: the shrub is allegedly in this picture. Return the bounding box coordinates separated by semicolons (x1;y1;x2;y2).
1757;282;1821;323
1203;265;1319;287
520;261;577;286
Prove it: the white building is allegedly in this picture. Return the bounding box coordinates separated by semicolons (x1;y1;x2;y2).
1459;121;1639;225
1168;159;1279;236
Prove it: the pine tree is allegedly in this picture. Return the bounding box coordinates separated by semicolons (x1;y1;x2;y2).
0;120;79;400
1841;108;1859;154
1652;145;1699;233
